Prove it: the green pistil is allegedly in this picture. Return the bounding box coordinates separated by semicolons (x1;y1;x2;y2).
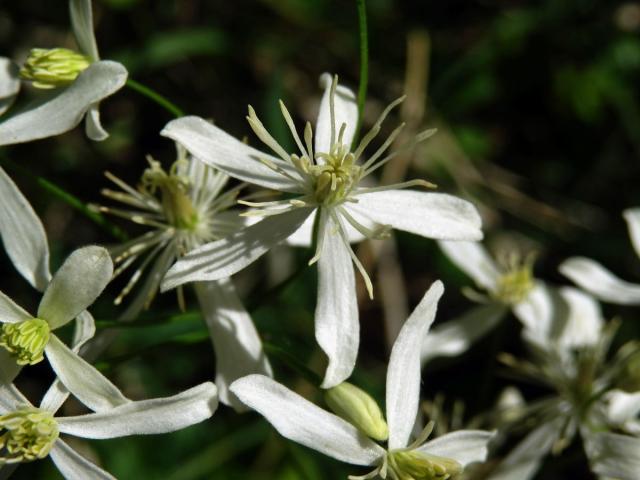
0;408;58;463
20;48;91;89
0;318;50;366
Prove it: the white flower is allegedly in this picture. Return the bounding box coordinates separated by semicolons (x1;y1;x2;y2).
230;281;494;479
560;207;640;305
422;241;545;362
95;148;271;410
161;74;482;387
0;0;127;145
0;377;218;479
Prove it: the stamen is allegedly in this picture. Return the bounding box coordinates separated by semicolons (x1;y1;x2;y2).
361;122;406;172
0;319;50;366
329;75;339;149
279;100;309;158
353;95;406;160
0;408;58;463
247;106;291;162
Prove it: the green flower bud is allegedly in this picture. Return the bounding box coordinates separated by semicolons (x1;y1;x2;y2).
20;48;91;89
324;382;388;441
0;318;50;366
0;408;58;463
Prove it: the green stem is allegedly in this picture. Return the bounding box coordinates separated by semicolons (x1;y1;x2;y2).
353;0;369;147
126;78;185;118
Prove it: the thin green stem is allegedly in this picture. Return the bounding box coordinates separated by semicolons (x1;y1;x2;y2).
126;78;185;118
353;0;369;148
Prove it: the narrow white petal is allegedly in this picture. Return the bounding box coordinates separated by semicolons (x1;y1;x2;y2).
421;304;507;363
605;390;640;425
557;287;603;349
195;279;272;411
623;207;640;259
315;73;358;154
0;61;127;146
487;419;562;480
84;103;108;141
352;190;483;241
45;335;129;412
584;432;640;480
560;257;640;305
161;207;313;290
418;430;494;467
438;241;499;291
0;382;30;413
386;281;444;449
0;290;31;324
50;440;116;480
286;206;374;246
0;57;20;115
57;382;218;438
230;375;384;465
69;0;100;60
512;282;557;347
161;116;303;193
0;166;51;290
38;246;113;330
316;214;359;388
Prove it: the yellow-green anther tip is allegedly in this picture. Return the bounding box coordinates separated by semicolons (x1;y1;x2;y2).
493;255;535;305
387;450;462;480
0;318;50;366
324;382;389;441
20;48;91;89
0;408;58;463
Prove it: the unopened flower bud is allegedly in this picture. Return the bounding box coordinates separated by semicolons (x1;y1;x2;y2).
20;48;91;89
324;382;388;441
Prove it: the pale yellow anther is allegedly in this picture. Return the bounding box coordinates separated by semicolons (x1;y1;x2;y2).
0;408;58;463
492;253;536;305
386;450;462;480
20;48;91;89
0;318;50;366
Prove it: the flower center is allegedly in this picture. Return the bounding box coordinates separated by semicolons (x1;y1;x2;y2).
492;253;535;305
310;143;362;206
19;48;91;89
0;408;58;463
141;158;199;230
0;318;50;366
386;450;462;480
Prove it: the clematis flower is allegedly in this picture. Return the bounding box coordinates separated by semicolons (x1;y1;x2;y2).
422;241;545;363
488;286;640;480
0;376;218;479
560;207;640;305
161;74;482;387
0;166;99;383
93;146;271;409
0;0;127;145
230;281;494;479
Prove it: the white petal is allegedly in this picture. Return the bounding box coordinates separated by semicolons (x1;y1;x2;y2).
0;166;51;291
584;432;640;480
421;304;507;363
487;419;562;480
0;382;30;412
352;190;483;241
49;440;116;480
557;287;603;349
560;257;640;305
512;282;557;347
195;279;272;411
315;73;358;154
605;390;640;425
44;334;129;412
286;207;374;246
438;241;499;291
418;430;494;467
161;116;303;193
69;0;100;60
0;289;31;324
0;61;127;146
0;57;20;115
230;374;384;465
84;103;108;141
161;207;313;290
57;382;218;438
386;280;444;449
38;246;113;330
624;207;640;259
316;214;359;388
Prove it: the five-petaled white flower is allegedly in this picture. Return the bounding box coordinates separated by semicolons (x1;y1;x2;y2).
160;73;483;388
95;146;272;410
560;207;640;305
0;0;127;145
0;376;218;479
230;281;494;480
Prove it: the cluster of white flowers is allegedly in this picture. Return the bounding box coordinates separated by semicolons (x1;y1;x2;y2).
0;1;638;479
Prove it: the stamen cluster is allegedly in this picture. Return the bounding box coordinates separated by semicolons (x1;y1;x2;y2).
0;318;50;366
0;408;58;463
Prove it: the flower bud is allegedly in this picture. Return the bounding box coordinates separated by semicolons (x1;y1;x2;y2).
324;382;388;441
20;48;91;89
